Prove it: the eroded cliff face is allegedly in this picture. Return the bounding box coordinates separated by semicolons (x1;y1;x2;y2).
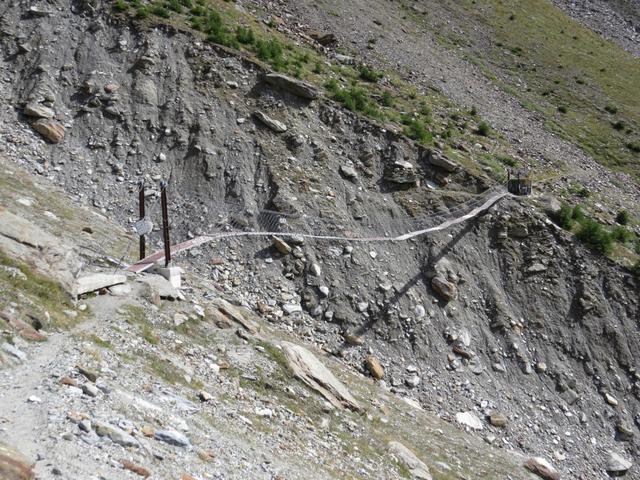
0;1;638;477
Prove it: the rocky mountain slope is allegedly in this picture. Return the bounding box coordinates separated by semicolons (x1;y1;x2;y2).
552;0;640;57
0;0;639;479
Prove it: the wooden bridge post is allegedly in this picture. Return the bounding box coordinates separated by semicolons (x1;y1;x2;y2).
160;180;171;267
138;180;146;260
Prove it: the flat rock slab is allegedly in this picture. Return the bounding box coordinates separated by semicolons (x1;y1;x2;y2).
606;451;632;474
0;210;80;293
263;73;319;100
253;110;287;133
524;457;560;480
281;341;361;411
138;274;184;301
211;298;260;334
31;119;65;143
388;441;432;480
24;103;54;119
154;429;190;447
95;421;139;448
428;151;458;172
0;442;34;480
75;273;126;296
456;411;484;430
0;310;46;342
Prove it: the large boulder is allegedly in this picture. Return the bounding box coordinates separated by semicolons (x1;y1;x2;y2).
0;210;80;294
431;275;457;301
388;441;432;479
455;411;483;430
23;103;54;119
253;111;287;133
385;160;419;185
282;342;361;411
606;451;632;476
427;150;458;173
0;443;34;480
31;119;65;143
211;297;261;334
75;273;126;296
365;356;384;379
309;31;336;46
263;73;319;100
524;457;560;480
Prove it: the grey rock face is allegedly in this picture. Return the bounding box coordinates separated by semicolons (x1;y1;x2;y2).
427;150;458;172
253;110;287;133
605;451;632;475
154;429;190;447
263;73;319;100
94;422;139;448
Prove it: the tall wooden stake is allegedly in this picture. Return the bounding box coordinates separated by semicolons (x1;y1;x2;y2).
160;180;171;267
138;180;146;260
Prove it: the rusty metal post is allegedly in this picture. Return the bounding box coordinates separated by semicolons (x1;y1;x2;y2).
160;180;171;267
138;180;146;260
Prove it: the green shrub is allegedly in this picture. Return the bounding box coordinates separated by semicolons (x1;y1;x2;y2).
136;5;149;18
235;26;255;45
571;204;585;222
605;105;618;114
419;103;431;117
150;4;171;18
166;0;183;13
358;65;382;83
558;105;568;114
626;141;640;153
113;0;128;11
569;184;590;198
495;154;517;167
325;78;339;92
313;62;323;74
327;84;381;119
334;86;368;111
612;120;625;131
576;187;590;198
556;203;574;230
201;11;239;48
381;90;394;107
611;226;635;244
254;39;285;68
476;121;491;137
470;105;478;116
616;210;630;225
576;219;613;255
403;118;433;144
190;5;206;15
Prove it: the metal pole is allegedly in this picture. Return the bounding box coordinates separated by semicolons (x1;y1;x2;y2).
138;180;146;260
160;180;171;267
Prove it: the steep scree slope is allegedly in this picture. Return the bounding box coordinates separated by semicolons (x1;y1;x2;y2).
0;1;638;479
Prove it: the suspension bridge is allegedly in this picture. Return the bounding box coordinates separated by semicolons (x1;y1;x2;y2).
127;186;510;274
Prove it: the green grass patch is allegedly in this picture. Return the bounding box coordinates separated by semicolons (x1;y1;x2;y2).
145;354;201;388
120;305;160;345
553;203;637;257
0;248;78;329
414;0;640;180
358;64;383;83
